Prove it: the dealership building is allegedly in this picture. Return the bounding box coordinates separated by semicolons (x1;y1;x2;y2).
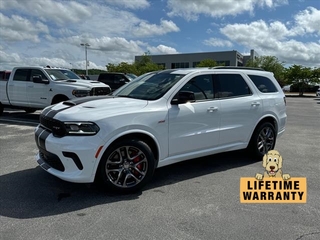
135;49;259;69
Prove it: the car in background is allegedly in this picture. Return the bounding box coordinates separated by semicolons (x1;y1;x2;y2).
316;87;320;97
282;85;291;92
0;70;11;81
97;72;137;91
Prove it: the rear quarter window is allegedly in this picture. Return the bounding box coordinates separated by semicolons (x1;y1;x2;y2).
248;75;278;93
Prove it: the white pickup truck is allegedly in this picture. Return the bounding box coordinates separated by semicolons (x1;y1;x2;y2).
0;66;111;115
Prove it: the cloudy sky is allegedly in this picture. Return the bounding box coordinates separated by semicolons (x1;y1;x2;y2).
0;0;319;71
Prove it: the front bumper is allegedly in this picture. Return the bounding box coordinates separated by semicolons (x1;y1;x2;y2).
35;125;102;183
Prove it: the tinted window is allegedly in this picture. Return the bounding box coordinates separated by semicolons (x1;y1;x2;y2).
13;69;29;81
248;75;278;93
215;74;251;98
98;73;114;82
179;75;214;101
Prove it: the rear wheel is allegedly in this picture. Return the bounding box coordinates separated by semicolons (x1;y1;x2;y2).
98;139;155;193
248;122;276;159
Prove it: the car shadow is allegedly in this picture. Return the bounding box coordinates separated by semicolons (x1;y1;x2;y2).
0;150;258;219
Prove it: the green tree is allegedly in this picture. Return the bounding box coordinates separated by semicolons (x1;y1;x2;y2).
246;56;285;86
105;52;163;76
196;59;219;67
284;65;316;96
134;52;164;75
106;62;138;75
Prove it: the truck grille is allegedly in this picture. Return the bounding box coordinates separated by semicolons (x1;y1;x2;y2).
90;87;110;96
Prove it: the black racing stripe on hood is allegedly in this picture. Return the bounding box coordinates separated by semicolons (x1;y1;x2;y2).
62;95;115;106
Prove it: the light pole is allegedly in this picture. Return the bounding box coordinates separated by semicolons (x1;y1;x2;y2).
80;43;90;76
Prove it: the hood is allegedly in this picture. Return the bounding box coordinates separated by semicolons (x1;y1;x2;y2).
55;79;109;89
50;97;148;121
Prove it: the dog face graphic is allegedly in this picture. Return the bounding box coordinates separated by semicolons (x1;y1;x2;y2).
262;150;282;177
255;150;290;180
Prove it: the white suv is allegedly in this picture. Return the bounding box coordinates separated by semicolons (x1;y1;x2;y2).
35;67;287;193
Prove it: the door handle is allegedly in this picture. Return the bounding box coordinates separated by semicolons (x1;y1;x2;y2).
207;107;218;112
251;102;260;106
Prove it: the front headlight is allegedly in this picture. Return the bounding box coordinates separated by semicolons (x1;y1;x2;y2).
64;122;100;136
72;89;90;97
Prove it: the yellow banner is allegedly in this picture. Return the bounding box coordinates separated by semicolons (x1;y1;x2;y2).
240;177;307;203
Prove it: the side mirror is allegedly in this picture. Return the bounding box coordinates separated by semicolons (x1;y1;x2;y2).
33;75;49;84
171;91;195;105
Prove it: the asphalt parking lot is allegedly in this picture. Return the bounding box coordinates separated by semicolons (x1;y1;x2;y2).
1;97;320;240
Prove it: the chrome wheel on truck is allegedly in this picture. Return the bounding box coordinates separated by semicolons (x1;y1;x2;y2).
99;139;155;193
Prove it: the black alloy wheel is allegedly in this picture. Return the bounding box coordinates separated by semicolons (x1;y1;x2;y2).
249;122;276;159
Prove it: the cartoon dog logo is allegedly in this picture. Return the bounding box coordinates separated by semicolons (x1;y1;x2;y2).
255;150;290;180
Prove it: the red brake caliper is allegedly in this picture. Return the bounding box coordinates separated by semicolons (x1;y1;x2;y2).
133;155;142;177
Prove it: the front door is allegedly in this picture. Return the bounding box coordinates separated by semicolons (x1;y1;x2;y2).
168;74;220;156
27;69;51;108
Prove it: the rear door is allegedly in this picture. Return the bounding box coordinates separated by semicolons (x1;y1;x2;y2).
99;74;115;90
214;73;262;146
7;69;29;107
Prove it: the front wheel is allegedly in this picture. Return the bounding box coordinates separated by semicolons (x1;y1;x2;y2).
98;139;155;193
248;122;276;159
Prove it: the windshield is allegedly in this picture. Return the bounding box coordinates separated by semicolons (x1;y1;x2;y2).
113;71;186;100
45;69;81;81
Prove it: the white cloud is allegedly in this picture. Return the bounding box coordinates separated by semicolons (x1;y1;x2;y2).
103;0;150;9
147;45;179;54
0;13;49;42
220;20;320;66
167;0;288;21
203;38;233;48
294;7;320;35
133;19;180;37
0;0;91;25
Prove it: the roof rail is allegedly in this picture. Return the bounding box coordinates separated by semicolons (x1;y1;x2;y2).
211;66;265;71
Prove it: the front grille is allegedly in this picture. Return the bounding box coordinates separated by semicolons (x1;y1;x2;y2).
39;150;65;171
40;115;66;137
90;87;110;96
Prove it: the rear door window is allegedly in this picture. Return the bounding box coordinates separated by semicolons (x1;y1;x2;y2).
214;74;252;98
13;69;29;81
248;75;278;93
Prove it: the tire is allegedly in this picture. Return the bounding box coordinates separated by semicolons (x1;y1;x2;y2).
52;96;69;105
24;108;36;114
248;122;276;159
97;139;155;193
0;103;3;116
